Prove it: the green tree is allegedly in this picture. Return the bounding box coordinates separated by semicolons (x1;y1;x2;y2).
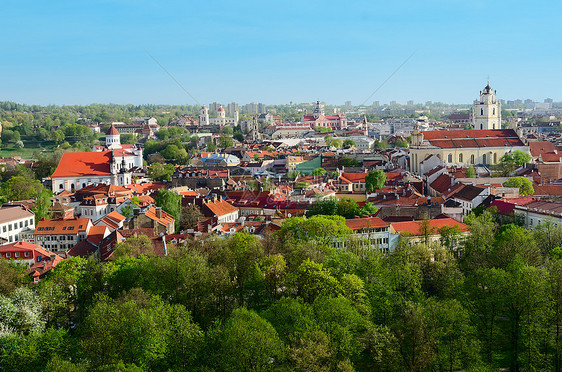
207;307;285;371
218;134;233;149
365;169;386;193
312;168;326;177
503;176;534;196
1;176;43;202
147;162;175;182
342;139;356;148
155;188;181;230
32;188;53;223
206;142;217;152
465;165;476;178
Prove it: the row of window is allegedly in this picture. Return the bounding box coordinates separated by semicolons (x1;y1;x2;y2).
36;235;76;241
446;153;498;164
2;251;31;258
1;219;33;233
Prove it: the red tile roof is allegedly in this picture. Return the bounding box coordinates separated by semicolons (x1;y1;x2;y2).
422;129;524;148
51;151;113;178
339;172;367;184
529;141;556;157
345;216;389;230
36;218;91;235
145;207;175;227
204;199;238;217
107;124;120;135
391;218;469;235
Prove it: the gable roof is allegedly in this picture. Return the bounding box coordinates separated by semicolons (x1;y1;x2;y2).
203;199;238;217
51;151;112;178
421;129;524;149
391;218;469;235
345;216;389;230
35;218;91;235
529;141;556;157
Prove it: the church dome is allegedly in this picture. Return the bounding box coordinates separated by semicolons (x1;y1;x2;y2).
218;106;225;112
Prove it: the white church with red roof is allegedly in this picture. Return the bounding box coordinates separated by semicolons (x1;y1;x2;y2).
51;124;143;193
302;101;347;130
409;83;528;175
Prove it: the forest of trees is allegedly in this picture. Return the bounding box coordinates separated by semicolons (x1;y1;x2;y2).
2;209;562;371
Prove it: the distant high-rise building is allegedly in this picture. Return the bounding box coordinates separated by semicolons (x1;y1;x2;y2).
345;101;352;107
227;102;239;116
258;103;266;114
209;102;221;112
243;103;258;114
389;101;397;106
407;100;414;106
425;101;432;106
545;98;554;104
372;101;380;107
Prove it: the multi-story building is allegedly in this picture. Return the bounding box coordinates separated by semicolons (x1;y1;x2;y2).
0;205;35;244
34;218;93;256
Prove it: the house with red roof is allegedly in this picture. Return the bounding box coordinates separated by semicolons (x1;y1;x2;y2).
34;217;93;257
390;217;470;251
342;216;392;252
126;206;175;235
0;241;64;282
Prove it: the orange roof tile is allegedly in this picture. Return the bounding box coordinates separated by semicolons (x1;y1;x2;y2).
51;151;112;178
204;199;238;217
391;218;469;236
35;218;91;235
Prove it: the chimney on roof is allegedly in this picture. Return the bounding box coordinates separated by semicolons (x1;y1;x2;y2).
155;207;163;219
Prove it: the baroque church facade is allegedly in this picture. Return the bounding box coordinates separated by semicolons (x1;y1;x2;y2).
51;125;142;193
409;83;528;175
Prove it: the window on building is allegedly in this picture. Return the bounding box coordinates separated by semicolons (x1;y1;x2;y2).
494;153;497;163
25;252;29;257
459;153;463;162
37;256;42;262
2;226;5;233
448;154;452;162
19;221;23;228
481;108;483;115
6;253;10;258
8;225;12;231
493;108;495;115
471;154;475;164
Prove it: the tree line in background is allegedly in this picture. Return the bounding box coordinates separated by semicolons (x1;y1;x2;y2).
2;207;562;370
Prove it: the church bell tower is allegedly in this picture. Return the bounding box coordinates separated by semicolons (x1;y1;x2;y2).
473;82;501;130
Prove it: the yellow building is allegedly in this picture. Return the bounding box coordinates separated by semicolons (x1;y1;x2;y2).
410;127;528;175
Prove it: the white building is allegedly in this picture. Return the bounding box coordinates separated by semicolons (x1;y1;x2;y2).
0;205;35;244
34;218;93;256
473;83;502;130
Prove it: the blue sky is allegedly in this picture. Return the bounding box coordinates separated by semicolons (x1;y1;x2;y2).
2;0;560;105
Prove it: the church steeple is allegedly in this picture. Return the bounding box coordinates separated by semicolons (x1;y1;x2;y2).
473;82;501;130
106;124;121;149
313;100;325;119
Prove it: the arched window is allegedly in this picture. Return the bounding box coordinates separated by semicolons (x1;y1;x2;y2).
470;154;475;164
448;154;452;163
481;108;484;115
483;154;487;164
494;153;497;163
459;153;463;162
480;124;483;129
493;108;495;115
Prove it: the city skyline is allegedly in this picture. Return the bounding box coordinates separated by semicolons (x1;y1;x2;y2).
2;0;560;105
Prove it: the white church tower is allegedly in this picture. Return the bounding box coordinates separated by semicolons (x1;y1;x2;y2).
199;105;209;126
106;124;122;149
473;82;502;130
216;106;226;126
